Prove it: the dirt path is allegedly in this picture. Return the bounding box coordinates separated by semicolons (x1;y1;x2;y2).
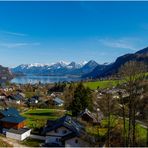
0;137;28;147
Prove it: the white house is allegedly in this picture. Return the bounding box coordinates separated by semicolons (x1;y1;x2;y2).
65;136;89;147
6;128;31;141
45;126;72;145
42;115;90;147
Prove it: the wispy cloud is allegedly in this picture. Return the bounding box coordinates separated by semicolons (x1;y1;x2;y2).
0;42;40;48
98;38;141;51
1;31;27;37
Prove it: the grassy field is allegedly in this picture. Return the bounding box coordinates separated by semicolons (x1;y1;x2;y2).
86;116;147;146
83;80;119;90
82;72;148;90
22;108;65;128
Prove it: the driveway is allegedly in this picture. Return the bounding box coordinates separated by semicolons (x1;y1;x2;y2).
0;136;28;147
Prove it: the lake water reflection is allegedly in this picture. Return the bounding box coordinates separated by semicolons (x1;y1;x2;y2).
11;75;82;84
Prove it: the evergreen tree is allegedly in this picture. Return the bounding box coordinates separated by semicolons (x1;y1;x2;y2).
69;82;93;116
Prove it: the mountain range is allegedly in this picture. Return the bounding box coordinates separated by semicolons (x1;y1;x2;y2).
10;46;148;79
11;60;100;76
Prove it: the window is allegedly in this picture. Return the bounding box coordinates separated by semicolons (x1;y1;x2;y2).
56;138;59;142
63;130;67;134
54;129;58;133
75;139;78;144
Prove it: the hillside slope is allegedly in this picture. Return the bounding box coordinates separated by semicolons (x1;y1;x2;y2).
0;65;13;83
83;47;148;78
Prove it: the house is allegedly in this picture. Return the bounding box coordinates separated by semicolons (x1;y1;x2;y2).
80;108;103;124
50;93;56;97
0;92;7;100
18;92;25;98
0;108;26;131
64;134;90;147
7;93;24;104
27;97;39;105
42;115;90;147
0;108;31;141
53;97;64;106
3;87;14;92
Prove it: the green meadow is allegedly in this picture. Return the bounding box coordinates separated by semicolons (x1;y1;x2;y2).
83;80;119;90
22;109;65;128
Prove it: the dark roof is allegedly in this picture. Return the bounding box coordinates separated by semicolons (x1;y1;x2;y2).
28;97;38;103
32;96;39;99
80;108;103;123
8;128;30;134
43;115;84;136
0;108;26;124
61;132;77;142
80;108;97;122
0;115;25;124
0;92;7;96
7;93;24;101
12;94;23;100
0;108;19;117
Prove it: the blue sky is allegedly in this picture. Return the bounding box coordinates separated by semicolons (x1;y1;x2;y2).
0;1;148;67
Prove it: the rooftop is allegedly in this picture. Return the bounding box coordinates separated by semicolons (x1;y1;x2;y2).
43;115;85;136
8;128;31;134
0;116;26;124
0;108;19;117
0;108;26;124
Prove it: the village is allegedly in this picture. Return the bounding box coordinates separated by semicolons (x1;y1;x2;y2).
0;82;103;147
0;1;148;147
0;75;147;147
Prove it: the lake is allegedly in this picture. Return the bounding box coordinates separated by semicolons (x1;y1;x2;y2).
11;75;82;84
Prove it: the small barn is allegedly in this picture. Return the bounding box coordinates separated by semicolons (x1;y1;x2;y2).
80;108;103;124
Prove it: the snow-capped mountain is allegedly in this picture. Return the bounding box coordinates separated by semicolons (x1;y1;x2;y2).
81;60;99;73
11;60;99;76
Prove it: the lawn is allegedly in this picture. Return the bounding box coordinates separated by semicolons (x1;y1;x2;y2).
83;80;119;90
86;125;108;137
20;138;44;147
86;116;147;146
22;108;65;128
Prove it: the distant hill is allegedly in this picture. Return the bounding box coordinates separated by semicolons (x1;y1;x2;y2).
11;60;100;76
0;65;13;83
83;47;148;79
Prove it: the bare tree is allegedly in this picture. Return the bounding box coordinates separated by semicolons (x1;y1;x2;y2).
118;91;127;146
98;90;117;146
119;61;147;146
